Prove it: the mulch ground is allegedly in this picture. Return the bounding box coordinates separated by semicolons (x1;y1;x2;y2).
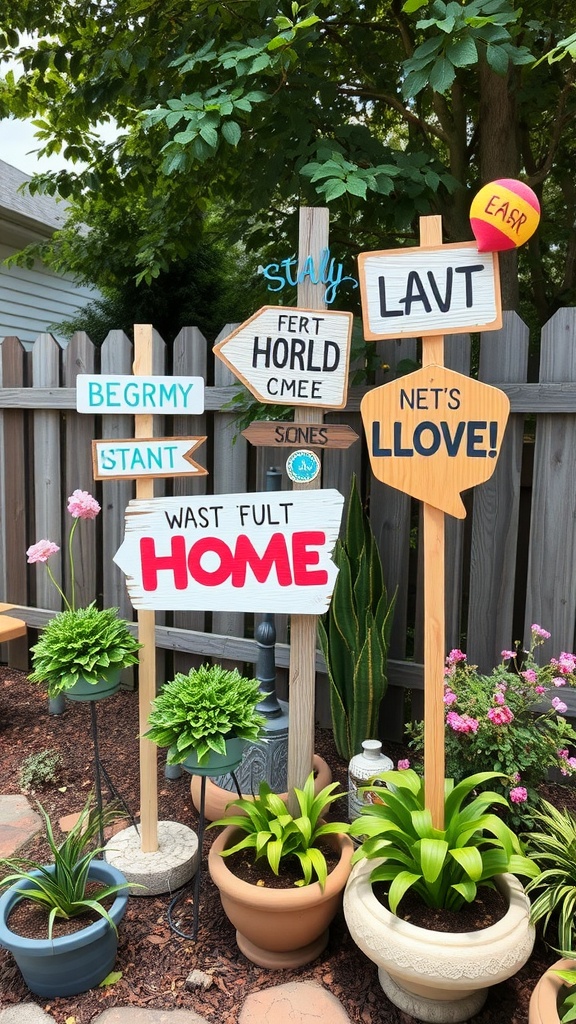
0;663;573;1024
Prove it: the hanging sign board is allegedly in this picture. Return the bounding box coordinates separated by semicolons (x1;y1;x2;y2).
114;488;344;613
361;364;510;519
242;421;359;449
91;437;207;480
358;242;502;340
76;375;205;414
213;306;353;408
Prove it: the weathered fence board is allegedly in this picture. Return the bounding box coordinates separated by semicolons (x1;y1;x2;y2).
2;311;576;743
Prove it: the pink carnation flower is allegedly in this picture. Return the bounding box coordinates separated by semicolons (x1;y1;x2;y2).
443;690;458;705
521;669;537;684
26;539;60;564
501;650;515;661
553;677;566;687
535;685;546;694
531;624;551;640
552;696;568;714
493;692;505;705
447;649;467;666
446;711;479;734
397;759;410;770
67;490;101;520
487;705;514;725
509;786;528;804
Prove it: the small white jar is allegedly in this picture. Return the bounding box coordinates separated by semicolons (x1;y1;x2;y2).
348;739;393;821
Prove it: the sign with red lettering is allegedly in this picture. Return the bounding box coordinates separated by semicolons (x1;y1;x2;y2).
358;242;502;341
213;306;353;408
113;489;344;612
361;365;510;518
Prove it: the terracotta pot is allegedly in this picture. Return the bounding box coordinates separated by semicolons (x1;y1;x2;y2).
344;859;535;1024
529;957;575;1024
208;825;354;969
191;753;332;820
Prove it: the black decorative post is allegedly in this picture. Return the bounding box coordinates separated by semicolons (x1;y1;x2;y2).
214;467;290;794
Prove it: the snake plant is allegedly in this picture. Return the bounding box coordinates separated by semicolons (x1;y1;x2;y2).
318;475;396;761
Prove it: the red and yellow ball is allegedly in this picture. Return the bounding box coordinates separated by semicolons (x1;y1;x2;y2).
470;179;540;252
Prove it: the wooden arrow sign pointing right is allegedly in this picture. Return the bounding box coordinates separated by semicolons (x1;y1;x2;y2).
242;421;359;449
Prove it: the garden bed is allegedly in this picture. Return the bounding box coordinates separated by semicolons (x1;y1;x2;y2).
0;664;571;1023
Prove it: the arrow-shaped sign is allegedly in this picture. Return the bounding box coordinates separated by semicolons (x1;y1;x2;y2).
213;305;353;409
242;421;359;449
91;437;207;480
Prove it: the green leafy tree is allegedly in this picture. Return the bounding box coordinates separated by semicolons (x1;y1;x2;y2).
1;0;575;323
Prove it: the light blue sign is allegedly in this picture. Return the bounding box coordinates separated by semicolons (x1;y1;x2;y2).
260;247;358;305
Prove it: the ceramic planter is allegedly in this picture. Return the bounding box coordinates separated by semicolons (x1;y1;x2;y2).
65;666;122;702
529;957;574;1024
343;859;535;1024
173;737;247;776
208;824;354;969
0;859;129;997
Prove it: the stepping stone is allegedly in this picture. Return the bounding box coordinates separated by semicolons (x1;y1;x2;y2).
239;980;353;1024
0;1007;56;1024
92;1009;211;1024
0;795;42;857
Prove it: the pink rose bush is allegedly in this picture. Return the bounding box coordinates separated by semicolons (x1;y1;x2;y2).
407;624;576;825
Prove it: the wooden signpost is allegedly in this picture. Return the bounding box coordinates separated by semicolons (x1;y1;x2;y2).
77;337;207;853
242;421;359;450
358;217;509;829
213;304;352;409
92;437;207;480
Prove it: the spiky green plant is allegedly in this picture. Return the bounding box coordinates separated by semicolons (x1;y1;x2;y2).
318;475;396;761
209;772;349;889
144;663;266;765
0;795;133;939
523;799;576;954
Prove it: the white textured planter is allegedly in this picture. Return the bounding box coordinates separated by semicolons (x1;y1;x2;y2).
343;859;535;1023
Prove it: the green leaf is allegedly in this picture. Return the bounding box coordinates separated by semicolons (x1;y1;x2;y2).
429;57;456;93
221;121;241;146
447;37;478;67
99;971;123;987
485;43;509;75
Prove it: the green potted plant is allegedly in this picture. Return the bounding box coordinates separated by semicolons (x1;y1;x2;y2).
207;771;354;968
318;474;396;762
27;490;141;701
343;768;540;1023
144;662;266;774
0;794;132;997
523;800;576;1024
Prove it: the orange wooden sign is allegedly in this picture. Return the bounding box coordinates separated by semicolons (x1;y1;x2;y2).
361;365;510;519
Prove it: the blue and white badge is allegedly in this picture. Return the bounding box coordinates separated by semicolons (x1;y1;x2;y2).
286;449;321;483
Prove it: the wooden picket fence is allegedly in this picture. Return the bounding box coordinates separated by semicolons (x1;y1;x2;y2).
1;309;576;740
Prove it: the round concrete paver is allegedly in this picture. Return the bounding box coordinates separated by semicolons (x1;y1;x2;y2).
104;820;199;895
239;980;353;1024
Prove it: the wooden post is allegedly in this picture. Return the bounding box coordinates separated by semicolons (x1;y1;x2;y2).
419;216;446;830
286;207;329;811
133;324;159;853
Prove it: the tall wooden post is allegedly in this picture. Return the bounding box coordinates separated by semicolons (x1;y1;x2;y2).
419;217;446;830
286;207;329;811
133;324;159;853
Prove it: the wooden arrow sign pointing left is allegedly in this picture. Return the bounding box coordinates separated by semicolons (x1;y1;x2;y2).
92;436;207;480
242;421;359;449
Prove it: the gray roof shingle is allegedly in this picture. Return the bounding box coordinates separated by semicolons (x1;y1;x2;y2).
0;158;69;230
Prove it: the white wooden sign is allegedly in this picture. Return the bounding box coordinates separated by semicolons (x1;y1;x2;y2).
76;375;205;414
358;242;502;340
213;306;353;408
92;437;207;480
114;489;345;613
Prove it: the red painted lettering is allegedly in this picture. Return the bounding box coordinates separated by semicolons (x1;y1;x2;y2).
231;533;292;587
187;537;233;586
292;531;328;585
141;536;188;590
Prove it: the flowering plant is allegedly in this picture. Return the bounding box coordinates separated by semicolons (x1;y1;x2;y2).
406;625;576;826
26;491;141;697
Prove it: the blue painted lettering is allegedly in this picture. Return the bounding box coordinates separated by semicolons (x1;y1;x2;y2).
260;247;358;304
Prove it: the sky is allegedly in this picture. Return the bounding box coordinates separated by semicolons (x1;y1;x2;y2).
1;117;69;176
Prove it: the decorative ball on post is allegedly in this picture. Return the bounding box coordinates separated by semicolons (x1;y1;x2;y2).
470;179;540;252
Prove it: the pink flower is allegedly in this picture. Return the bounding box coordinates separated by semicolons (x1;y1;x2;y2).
535;685;546;694
493;692;505;705
501;650;515;660
511;772;521;783
67;490;101;520
447;649;467;666
521;669;537;683
487;705;514;725
397;759;410;770
509;786;528;804
558;749;569;759
446;711;479;734
552;696;568;714
443;690;458;705
553;677;566;687
531;624;551;640
551;653;576;675
26;539;60;564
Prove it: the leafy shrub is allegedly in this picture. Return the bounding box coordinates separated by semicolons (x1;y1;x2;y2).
19;749;63;791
